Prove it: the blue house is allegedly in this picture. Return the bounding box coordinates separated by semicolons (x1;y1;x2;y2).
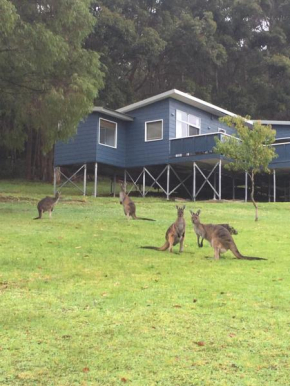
54;90;290;201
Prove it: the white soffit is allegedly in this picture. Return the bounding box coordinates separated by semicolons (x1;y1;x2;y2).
92;107;134;121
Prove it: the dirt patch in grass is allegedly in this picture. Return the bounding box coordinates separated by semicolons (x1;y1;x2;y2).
0;195;37;203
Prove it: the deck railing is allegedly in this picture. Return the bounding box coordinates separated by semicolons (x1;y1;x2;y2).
170;133;290;165
170;132;234;158
270;142;290;165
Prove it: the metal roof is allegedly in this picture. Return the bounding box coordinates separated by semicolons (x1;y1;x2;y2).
254;120;290;126
92;107;134;121
117;89;238;117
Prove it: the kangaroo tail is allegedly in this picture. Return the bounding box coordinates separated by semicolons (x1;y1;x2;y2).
141;241;169;251
157;241;169;251
231;245;267;260
141;246;159;250
238;255;267;261
136;217;155;221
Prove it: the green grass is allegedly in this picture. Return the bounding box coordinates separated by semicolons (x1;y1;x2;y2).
0;180;289;385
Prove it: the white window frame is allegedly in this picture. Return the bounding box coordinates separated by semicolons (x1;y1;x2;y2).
98;117;117;149
145;119;163;142
218;128;226;134
176;110;201;138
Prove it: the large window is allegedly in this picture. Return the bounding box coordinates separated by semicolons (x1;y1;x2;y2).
145;120;163;141
176;110;201;138
99;118;117;148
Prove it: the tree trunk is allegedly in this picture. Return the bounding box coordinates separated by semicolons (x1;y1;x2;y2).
25;128;33;180
250;171;258;221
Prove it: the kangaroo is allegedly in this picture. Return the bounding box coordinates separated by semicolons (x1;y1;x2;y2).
34;192;60;220
190;210;266;260
194;210;238;248
142;206;186;253
119;184;155;221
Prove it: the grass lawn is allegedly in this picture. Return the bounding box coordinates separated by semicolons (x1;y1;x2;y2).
0;180;289;385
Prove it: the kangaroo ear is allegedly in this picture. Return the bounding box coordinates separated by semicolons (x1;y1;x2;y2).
176;205;179;209
189;210;193;214
183;205;186;210
196;209;201;216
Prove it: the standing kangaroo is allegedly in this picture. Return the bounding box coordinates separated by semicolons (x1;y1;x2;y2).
142;206;186;253
34;192;60;220
190;210;266;260
119;184;155;221
193;210;238;248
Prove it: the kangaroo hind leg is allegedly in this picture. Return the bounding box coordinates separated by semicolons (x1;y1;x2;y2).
179;234;185;253
214;247;220;260
168;234;175;253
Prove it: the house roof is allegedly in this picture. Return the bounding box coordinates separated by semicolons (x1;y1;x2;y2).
254;120;290;126
92;106;134;121
117;89;238;118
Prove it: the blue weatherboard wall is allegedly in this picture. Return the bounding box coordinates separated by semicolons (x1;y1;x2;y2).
124;99;170;167
168;99;237;138
54;96;290;170
271;124;290;139
54;114;98;166
54;112;127;167
96;113;127;168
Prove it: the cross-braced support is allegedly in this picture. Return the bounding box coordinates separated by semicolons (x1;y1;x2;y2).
123;165;193;200
54;164;87;195
143;165;168;197
193;161;222;201
124;169;144;196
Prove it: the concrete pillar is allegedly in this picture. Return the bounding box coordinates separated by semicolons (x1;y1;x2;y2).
273;169;276;202
142;168;146;197
166;165;170;201
93;162;98;197
218;160;222;200
83;164;87;196
193;162;196;202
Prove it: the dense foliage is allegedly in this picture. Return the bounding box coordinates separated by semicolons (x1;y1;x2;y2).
0;0;104;179
92;0;290;118
2;0;290;179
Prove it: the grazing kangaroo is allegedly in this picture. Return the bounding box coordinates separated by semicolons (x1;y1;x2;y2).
194;210;238;248
119;184;155;221
190;210;266;260
142;206;186;253
34;192;60;220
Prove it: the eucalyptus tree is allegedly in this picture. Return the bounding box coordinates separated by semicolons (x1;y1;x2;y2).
0;0;104;179
215;116;277;221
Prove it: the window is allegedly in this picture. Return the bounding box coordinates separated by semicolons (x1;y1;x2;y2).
99;118;117;148
145;120;163;141
176;110;201;138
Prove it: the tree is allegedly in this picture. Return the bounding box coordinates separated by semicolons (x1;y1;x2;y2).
214;116;277;221
0;0;104;180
